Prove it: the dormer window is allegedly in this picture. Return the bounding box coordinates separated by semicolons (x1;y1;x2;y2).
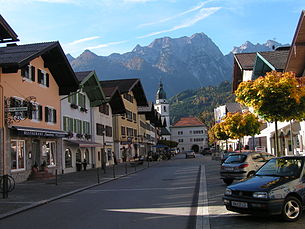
21;65;35;81
38;69;49;87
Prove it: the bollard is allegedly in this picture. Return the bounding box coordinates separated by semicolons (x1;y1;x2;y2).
97;167;100;183
113;164;116;178
2;175;8;199
55;169;58;186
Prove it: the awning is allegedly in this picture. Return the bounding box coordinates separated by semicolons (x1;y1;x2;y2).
11;126;67;138
64;139;103;148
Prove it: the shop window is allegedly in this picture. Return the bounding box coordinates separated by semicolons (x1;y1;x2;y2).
10;140;25;170
65;148;72;168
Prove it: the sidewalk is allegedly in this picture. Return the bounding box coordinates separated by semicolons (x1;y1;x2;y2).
0;160;158;219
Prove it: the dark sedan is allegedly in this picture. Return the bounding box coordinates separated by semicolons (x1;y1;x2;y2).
223;156;305;222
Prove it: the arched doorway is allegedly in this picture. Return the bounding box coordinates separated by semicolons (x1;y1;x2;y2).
191;144;199;153
65;148;72;168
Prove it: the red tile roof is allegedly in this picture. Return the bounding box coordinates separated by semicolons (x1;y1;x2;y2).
173;117;204;127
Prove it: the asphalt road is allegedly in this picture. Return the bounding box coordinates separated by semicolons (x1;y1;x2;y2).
0;154;202;229
1;154;305;229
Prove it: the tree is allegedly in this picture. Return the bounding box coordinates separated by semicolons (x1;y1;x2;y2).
235;71;305;156
157;139;178;148
208;121;230;148
221;112;261;151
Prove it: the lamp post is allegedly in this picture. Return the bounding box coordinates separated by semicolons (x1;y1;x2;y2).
102;127;106;173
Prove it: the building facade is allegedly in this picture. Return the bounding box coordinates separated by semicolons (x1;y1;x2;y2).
171;117;208;153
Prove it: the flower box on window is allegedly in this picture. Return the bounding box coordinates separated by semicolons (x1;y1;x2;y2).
80;107;88;112
76;133;83;138
85;134;91;140
70;103;78;109
66;131;74;138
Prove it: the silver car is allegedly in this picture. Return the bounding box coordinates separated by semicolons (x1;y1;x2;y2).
220;151;274;185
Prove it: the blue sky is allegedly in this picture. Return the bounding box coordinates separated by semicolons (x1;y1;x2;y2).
1;0;304;57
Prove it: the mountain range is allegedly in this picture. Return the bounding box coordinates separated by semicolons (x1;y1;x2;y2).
68;33;286;101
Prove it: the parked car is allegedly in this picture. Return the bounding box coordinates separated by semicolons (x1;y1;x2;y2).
223;156;305;222
221;151;234;164
202;147;212;155
220;151;274;185
185;151;196;158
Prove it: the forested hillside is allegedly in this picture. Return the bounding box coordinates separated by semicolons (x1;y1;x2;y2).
169;81;235;127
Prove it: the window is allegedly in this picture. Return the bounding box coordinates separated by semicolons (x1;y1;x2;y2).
37;69;49;87
178;131;183;135
190;130;192;134
65;148;72;168
10;140;25;170
10;97;26;120
68;93;77;105
134;129;137;137
126;110;133;121
21;65;35;81
127;127;133;136
74;119;82;134
99;104;109;115
78;93;86;109
96;123;105;136
178;139;184;142
106;126;112;137
30;103;42;121
45;107;56;123
121;126;126;136
190;138;193;142
63;117;74;132
133;113;137;122
164;106;166;112
83;121;90;135
43;141;56;166
123;93;133;103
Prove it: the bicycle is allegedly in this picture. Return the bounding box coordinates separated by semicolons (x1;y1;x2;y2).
0;175;15;193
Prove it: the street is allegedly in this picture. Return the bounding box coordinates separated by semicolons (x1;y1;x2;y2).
1;154;305;228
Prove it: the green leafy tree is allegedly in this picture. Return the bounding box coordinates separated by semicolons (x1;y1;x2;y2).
235;71;305;156
208;121;230;148
157;139;178;148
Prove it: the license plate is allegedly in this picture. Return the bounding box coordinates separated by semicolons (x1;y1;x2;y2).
225;167;234;171
231;201;248;208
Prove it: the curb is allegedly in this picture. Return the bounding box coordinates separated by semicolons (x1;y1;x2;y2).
0;164;152;220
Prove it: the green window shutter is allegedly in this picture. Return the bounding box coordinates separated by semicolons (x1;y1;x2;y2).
63;116;67;131
68;93;71;103
31;66;35;81
73;119;76;133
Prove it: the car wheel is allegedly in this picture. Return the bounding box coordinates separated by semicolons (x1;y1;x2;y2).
281;196;302;222
223;179;233;186
247;171;255;178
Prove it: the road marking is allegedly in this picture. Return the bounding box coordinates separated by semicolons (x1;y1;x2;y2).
105;207;198;216
196;165;210;229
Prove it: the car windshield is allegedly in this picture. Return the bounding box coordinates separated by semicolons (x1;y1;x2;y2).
224;154;247;164
256;158;303;177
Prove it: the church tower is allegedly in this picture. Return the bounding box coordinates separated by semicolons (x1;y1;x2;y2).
154;81;170;133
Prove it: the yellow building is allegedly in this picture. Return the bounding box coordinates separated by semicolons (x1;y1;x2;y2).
101;79;148;162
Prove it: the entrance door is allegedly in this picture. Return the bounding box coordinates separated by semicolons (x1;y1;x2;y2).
32;139;40;166
191;144;199;153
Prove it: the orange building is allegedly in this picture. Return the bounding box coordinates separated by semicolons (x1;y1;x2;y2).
0;42;78;181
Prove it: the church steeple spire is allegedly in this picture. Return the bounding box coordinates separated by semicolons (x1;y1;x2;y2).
156;80;167;101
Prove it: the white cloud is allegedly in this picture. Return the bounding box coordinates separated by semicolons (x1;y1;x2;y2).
86;40;128;50
138;7;221;39
68;36;100;46
138;0;215;28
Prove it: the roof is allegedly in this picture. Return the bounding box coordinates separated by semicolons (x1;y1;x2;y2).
0;14;18;43
156;81;167;100
160;127;171;135
285;10;305;76
172;117;204;127
258;48;290;70
100;84;126;115
234;53;257;70
138;102;163;127
101;78;148;106
226;103;242;113
75;71;105;107
0;41;78;95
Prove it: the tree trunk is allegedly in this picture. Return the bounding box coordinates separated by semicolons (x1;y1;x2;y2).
290;120;294;155
239;138;242;152
275;120;280;156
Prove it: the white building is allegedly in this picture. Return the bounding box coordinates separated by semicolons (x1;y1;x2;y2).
61;71;105;173
171;117;208;153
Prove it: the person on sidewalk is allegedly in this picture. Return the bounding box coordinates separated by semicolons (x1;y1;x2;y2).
82;159;88;171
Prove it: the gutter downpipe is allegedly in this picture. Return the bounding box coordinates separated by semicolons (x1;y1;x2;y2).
0;68;6;176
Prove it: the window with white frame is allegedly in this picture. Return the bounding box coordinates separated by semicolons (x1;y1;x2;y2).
37;69;49;87
45;107;56;123
10;140;25;170
21;65;35;81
